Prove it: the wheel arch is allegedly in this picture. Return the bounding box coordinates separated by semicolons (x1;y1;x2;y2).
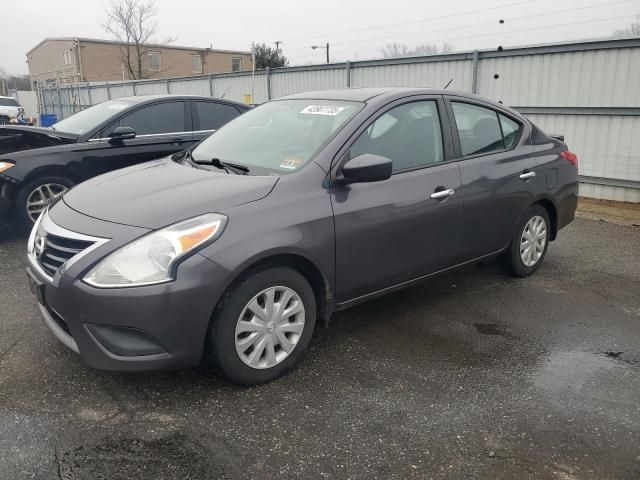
532;197;558;241
216;251;334;328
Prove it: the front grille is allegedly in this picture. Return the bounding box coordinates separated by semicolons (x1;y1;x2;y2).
37;233;94;277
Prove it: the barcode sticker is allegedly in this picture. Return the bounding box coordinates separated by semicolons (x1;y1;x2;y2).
300;105;345;116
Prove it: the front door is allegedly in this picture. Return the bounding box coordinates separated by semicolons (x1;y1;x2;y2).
330;97;464;303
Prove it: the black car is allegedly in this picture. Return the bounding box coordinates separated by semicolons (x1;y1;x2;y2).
26;88;578;385
0;95;249;227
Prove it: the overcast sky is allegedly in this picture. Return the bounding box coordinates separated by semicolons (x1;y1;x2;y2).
2;0;637;74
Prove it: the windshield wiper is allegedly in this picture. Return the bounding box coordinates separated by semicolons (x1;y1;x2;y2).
192;156;249;175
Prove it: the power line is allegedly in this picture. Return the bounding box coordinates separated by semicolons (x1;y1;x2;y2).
326;15;635;57
280;0;544;42
280;0;634;54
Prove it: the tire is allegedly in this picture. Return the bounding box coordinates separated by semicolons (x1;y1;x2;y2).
504;204;550;278
15;175;75;230
208;267;316;385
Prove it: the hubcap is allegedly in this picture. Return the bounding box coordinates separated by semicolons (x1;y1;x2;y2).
235;286;305;370
26;183;68;223
520;215;547;267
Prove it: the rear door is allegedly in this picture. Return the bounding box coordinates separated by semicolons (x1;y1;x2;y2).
330;96;464;302
84;100;192;177
192;101;246;142
445;97;535;260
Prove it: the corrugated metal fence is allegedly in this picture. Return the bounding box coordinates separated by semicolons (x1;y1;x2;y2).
39;38;640;202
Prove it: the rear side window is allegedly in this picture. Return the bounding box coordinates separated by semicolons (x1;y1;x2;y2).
349;100;444;173
195;102;241;131
451;102;504;156
118;102;185;135
499;114;520;149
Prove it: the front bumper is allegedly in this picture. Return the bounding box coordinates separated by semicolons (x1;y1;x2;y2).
0;176;17;223
27;205;233;372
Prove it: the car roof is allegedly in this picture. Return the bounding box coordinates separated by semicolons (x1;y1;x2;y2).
279;87;521;117
114;94;249;108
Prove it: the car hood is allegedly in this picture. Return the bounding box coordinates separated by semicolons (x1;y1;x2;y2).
0;125;78;156
63;159;279;229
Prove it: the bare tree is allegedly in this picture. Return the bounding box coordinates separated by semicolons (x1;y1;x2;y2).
381;42;453;58
613;14;640;38
103;0;173;80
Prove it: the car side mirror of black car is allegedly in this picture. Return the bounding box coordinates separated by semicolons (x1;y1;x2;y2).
338;154;392;184
109;126;136;142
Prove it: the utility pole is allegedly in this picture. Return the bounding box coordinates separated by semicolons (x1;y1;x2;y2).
325;42;330;64
274;40;282;51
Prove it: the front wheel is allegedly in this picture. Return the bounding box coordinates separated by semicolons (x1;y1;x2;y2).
15;175;75;229
504;205;550;277
208;267;316;385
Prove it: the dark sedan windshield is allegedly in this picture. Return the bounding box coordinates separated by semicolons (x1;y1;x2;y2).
52;99;135;135
0;97;19;107
191;99;362;174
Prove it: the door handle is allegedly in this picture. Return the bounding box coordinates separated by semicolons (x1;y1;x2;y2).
430;188;455;200
519;171;536;180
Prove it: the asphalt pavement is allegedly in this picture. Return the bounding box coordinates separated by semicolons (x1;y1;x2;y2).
0;217;638;479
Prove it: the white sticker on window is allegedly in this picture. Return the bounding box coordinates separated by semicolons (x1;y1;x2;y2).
108;104;130;110
300;105;345;116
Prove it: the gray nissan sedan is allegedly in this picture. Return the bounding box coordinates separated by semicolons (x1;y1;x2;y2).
26;88;578;384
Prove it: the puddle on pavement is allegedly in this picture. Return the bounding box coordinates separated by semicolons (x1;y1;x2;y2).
533;350;635;395
474;323;507;336
57;434;227;480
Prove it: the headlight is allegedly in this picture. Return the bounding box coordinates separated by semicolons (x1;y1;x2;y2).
0;161;14;174
84;213;227;288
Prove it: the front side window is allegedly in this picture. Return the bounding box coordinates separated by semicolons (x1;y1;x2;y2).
231;57;241;72
349;101;444;173
195;102;241;130
146;51;161;72
192;54;203;74
451;102;511;156
51;99;135;135
116;102;184;136
191;99;361;175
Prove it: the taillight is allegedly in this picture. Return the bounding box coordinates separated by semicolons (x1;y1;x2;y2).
560;150;578;168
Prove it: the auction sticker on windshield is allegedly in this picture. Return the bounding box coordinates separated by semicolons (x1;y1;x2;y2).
300;105;345;116
279;159;302;170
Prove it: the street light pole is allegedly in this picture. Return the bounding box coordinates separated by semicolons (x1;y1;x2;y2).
311;43;330;64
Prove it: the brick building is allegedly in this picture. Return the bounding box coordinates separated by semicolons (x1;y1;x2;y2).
26;37;253;87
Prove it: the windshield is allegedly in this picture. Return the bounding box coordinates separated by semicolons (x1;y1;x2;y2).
52;99;135;135
191;99;362;174
0;98;19;107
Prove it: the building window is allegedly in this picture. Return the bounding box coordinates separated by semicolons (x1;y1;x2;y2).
62;51;72;65
146;51;161;72
192;54;203;74
232;57;241;72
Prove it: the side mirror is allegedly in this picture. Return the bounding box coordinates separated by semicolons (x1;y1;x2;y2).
338;154;392;184
109;126;136;142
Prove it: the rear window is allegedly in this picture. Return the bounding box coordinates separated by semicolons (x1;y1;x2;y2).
0;98;19;107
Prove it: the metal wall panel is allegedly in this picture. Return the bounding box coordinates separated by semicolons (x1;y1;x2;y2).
350;60;473;92
167;78;210;96
270;68;346;99
525;113;640;183
135;82;170;95
479;47;640;107
211;74;268;104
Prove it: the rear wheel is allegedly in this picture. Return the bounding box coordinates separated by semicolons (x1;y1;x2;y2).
504;205;550;277
208;267;316;385
15;175;75;229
